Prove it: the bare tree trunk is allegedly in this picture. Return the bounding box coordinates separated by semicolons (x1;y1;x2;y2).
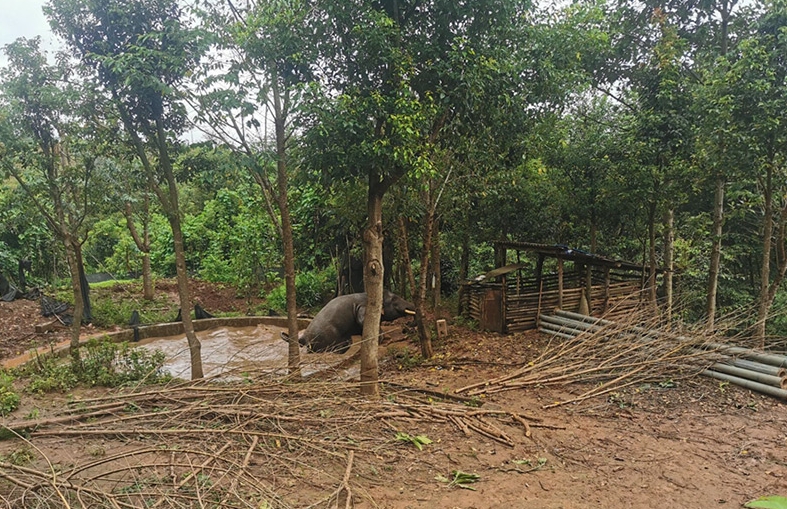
756;163;774;346
157;118;203;380
64;237;84;365
663;207;674;325
458;227;470;316
707;176;724;331
142;251;153;300
647;198;658;310
397;216;416;299
272;78;301;377
361;188;385;396
123;198;154;300
415;185;435;359
431;219;441;309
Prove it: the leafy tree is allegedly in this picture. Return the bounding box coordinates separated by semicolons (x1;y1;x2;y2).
0;37;104;361
302;0;437;392
304;0;573;386
46;0;208;378
630;10;696;316
191;0;311;375
719;2;787;343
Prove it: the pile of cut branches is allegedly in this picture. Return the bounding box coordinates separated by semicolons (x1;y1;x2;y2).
456;309;734;408
0;373;546;508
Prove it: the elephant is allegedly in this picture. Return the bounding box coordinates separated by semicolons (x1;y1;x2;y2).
280;290;416;354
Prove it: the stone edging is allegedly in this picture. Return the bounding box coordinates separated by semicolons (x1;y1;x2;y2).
2;316;311;370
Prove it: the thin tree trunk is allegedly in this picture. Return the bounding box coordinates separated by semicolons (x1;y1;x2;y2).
361;187;385;396
756;162;774;346
272;77;301;377
76;244;92;324
647;198;658;310
431;219;441;309
663;207;674;325
123;198;154;300
398;216;416;299
64;237;84;365
415;185;435;359
707;176;724;331
157;117;203;380
707;2;731;332
458;227;470;316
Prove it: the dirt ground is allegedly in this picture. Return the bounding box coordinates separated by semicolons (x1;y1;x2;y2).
1;281;786;508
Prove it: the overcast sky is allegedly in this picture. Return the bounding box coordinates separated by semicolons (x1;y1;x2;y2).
0;0;59;66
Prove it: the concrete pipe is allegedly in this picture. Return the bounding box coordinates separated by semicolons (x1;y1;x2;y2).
728;358;787;378
711;363;787;389
702;369;787;399
706;343;787;368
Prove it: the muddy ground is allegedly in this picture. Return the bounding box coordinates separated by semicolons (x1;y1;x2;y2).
0;281;785;508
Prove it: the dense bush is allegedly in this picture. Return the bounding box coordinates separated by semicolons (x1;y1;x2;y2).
266;266;338;313
185;187;281;292
0;371;20;416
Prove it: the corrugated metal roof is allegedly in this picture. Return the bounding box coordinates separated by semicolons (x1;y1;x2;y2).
483;263;530;279
493;241;656;273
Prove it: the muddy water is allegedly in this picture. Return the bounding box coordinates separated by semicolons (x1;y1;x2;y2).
136;324;344;379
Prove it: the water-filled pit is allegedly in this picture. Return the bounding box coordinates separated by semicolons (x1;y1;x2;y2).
136;323;358;379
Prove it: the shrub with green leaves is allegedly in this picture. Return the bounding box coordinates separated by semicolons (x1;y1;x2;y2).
0;371;20;416
23;338;170;393
266;266;337;313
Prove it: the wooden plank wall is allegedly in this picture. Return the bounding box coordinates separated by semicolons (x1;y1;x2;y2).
461;266;648;333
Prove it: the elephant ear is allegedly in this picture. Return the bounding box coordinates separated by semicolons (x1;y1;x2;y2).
355;303;366;327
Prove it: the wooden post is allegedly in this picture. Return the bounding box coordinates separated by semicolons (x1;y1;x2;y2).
603;266;611;313
557;258;564;309
501;273;508;333
585;264;593;315
494;243;506;269
516;250;521;295
436;319;448;340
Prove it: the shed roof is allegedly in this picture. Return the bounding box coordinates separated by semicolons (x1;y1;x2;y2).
494;241;655;273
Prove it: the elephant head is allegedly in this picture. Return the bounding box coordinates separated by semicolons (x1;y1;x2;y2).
381;289;416;321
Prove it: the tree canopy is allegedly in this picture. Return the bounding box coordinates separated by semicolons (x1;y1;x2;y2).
2;0;787;383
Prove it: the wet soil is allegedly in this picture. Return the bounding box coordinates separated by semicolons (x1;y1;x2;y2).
1;281;786;508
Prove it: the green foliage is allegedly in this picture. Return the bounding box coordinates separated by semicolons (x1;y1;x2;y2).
88;285;174;327
184;186;280;292
148;216;176;277
745;496;787;509
22;338;170;394
395;432;432;450
435;470;481;490
0;371;20;416
266;266;337;313
0;446;35;466
451;315;479;332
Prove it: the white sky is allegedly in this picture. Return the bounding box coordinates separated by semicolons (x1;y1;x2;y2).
0;0;59;66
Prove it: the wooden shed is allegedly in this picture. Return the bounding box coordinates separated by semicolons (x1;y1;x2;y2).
460;241;659;334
